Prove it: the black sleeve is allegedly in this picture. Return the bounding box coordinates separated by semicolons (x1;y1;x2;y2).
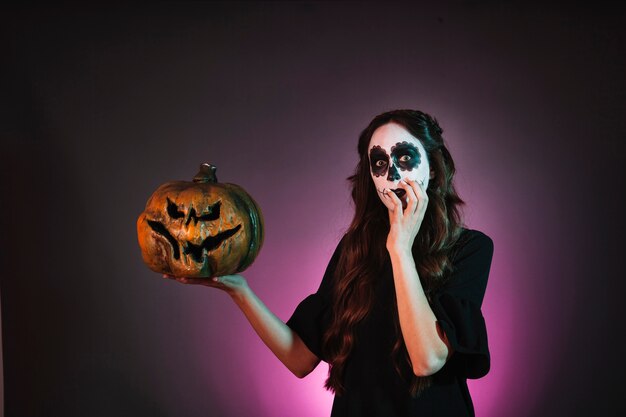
430;229;494;379
285;235;345;361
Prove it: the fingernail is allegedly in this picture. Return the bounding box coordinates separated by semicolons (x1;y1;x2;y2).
212;277;218;282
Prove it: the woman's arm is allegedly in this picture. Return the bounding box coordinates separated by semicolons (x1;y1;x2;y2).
388;251;452;376
164;274;321;378
380;178;452;376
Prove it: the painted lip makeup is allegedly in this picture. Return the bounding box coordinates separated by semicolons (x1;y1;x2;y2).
392;188;408;209
391;188;406;199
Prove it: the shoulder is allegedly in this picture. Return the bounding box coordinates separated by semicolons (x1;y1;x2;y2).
316;233;348;295
451;228;494;264
440;228;494;304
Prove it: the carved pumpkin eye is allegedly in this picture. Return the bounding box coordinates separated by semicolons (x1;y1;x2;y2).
166;198;185;219
137;163;264;279
197;204;220;221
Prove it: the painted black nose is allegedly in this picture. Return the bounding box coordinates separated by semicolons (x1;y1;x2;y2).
387;164;401;181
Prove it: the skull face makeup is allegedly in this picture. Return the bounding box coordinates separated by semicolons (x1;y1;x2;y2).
368;122;433;207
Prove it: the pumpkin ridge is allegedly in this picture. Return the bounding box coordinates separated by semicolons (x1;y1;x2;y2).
226;184;264;273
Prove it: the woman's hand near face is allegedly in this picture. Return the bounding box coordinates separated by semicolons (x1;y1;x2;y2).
380;178;429;255
381;179;450;376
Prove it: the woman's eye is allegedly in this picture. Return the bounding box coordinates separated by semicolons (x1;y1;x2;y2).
399;155;411;162
375;160;387;167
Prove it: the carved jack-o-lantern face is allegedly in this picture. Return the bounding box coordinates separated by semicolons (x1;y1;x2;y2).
137;163;264;278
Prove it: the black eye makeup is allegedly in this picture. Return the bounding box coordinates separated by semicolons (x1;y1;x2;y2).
390;141;421;172
369;146;389;177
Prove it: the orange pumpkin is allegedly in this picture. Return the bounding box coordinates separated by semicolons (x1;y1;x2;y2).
137;163;264;278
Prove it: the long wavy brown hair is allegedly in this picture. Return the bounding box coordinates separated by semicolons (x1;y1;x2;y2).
321;109;466;397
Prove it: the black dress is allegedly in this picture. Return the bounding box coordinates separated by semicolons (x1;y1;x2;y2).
286;228;494;417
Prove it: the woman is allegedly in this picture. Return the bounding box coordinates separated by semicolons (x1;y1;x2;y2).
166;109;494;416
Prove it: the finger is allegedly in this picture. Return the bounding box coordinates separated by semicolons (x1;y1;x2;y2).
214;275;236;285
411;178;429;210
405;179;429;218
212;275;239;286
378;188;396;212
161;273;218;288
410;177;426;197
384;188;403;221
209;275;242;291
163;273;180;281
399;180;418;214
210;276;227;287
169;276;211;286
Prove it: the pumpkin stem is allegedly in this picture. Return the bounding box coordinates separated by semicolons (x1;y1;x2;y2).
193;163;218;183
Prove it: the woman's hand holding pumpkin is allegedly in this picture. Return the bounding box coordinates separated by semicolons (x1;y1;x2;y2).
163;273;249;298
380;178;428;256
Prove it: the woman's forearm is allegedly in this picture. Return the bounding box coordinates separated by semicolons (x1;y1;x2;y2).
230;285;321;378
389;249;450;376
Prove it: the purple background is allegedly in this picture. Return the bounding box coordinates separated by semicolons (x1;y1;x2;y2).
2;3;625;416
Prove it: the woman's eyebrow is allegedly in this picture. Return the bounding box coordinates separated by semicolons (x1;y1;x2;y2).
391;141;419;152
369;146;389;156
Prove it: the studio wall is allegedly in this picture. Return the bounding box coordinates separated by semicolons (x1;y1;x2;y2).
2;3;625;416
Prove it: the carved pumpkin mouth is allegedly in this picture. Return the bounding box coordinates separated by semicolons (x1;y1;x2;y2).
182;224;242;262
146;220;242;263
146;197;242;265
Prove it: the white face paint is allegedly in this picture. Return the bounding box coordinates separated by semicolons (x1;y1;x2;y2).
368;122;432;207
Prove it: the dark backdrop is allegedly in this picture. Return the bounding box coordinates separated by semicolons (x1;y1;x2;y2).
2;2;625;417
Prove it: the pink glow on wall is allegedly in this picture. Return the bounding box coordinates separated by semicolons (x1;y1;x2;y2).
149;107;560;416
125;97;577;416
